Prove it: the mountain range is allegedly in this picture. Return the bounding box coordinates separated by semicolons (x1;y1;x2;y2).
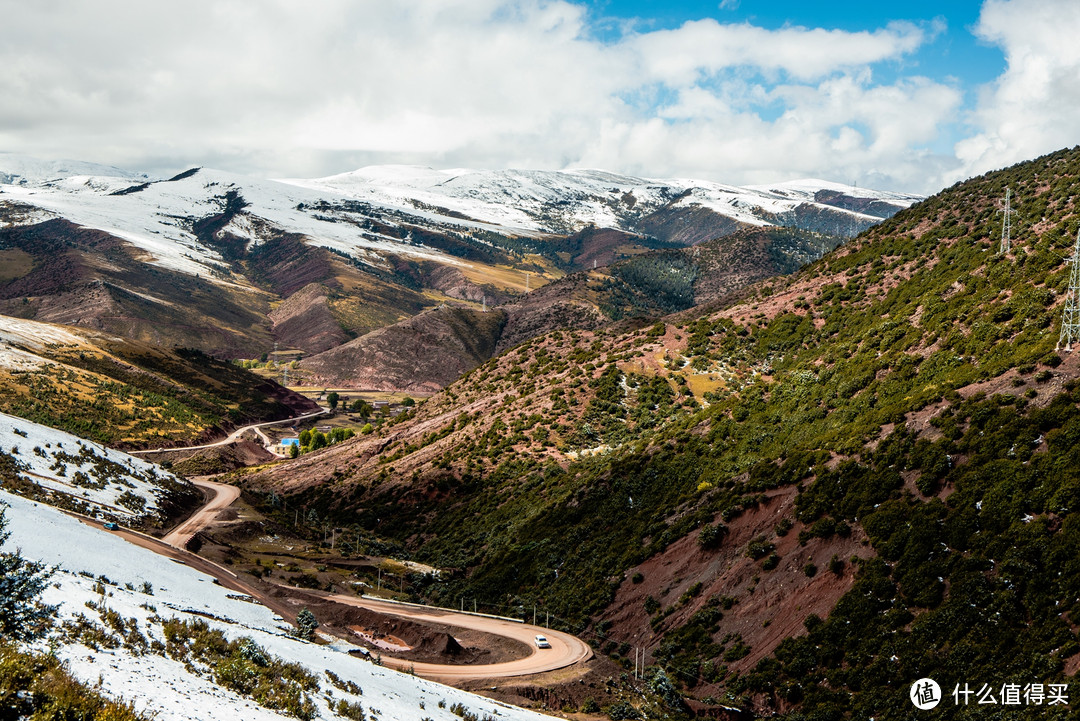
237;146;1080;717
0;153;917;395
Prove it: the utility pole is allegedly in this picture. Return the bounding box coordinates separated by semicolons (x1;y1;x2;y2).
525;272;530;292
999;187;1016;254
482;296;486;313
1058;227;1080;351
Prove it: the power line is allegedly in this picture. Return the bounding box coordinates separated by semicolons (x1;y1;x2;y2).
998;187;1017;255
1057;227;1080;352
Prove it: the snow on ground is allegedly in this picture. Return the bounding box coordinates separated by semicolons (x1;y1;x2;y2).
0;412;190;521
744;178;923;205
1;491;555;721
0;314;94;352
0;316;93;371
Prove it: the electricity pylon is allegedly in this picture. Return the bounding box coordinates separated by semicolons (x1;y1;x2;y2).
999;187;1016;254
1058;227;1080;352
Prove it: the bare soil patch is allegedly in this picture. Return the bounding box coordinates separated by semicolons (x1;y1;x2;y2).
267;584;532;665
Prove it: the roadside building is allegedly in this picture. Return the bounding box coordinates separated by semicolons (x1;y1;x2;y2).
274;437;300;455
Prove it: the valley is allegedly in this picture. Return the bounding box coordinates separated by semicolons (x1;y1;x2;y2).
232;146;1080;716
4;146;1080;721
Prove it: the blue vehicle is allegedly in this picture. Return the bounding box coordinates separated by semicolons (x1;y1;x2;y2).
103;522;119;531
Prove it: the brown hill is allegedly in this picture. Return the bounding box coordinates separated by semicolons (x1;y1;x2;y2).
268;282;350;354
299;305;508;392
0;219;274;357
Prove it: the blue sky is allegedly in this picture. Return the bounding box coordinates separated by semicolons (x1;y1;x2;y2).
578;1;1009;159
1;0;1078;194
588;1;1003;82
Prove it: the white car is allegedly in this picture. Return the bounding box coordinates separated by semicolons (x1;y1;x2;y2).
534;634;551;649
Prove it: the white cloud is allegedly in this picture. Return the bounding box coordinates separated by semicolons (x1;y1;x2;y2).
0;0;967;192
623;19;927;84
954;0;1080;181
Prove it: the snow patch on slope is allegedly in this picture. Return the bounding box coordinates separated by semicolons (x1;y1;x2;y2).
1;491;555;721
0;412;191;521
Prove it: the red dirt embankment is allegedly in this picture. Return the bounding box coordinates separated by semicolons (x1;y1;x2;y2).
602;485;874;676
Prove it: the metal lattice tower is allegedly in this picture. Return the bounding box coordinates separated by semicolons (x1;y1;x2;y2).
999;187;1016;254
1058;227;1080;352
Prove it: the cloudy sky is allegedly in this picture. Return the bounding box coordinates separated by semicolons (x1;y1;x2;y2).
1;0;1078;194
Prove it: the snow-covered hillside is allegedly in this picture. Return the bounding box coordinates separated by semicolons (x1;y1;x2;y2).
0;161;461;281
0;412;192;522
1;490;554;721
0;153;921;287
287;165;922;236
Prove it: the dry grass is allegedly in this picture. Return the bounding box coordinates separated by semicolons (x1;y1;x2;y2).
0;248;34;282
457;260;555;292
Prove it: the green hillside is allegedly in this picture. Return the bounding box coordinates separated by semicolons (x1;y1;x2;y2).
0;317;318;447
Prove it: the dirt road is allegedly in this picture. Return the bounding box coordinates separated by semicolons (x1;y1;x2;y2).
161;479;241;549
128;408;327;455
325;594;593;681
96;479;592;681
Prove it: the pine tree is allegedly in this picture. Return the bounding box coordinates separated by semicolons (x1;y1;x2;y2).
296;608;318;640
0;504;56;642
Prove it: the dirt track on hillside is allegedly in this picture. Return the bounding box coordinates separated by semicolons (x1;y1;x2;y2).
90;492;592;682
161;479;240;549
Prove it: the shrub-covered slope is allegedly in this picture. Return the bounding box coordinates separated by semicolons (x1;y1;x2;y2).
0;314;318;447
245;147;1080;718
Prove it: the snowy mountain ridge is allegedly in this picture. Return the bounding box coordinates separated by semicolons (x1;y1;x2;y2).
1;154;921;287
287;164;922;237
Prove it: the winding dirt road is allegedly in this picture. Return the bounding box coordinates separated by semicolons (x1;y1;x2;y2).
128;408;328;455
162;479;240;549
103;476;592;681
326;594;592;681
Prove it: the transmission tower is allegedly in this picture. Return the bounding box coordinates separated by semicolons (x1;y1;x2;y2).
1058;227;1080;352
998;187;1016;254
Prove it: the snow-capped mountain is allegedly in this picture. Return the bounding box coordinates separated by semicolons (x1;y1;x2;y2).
0;153;921;364
1;154;920;286
287;165;922;241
